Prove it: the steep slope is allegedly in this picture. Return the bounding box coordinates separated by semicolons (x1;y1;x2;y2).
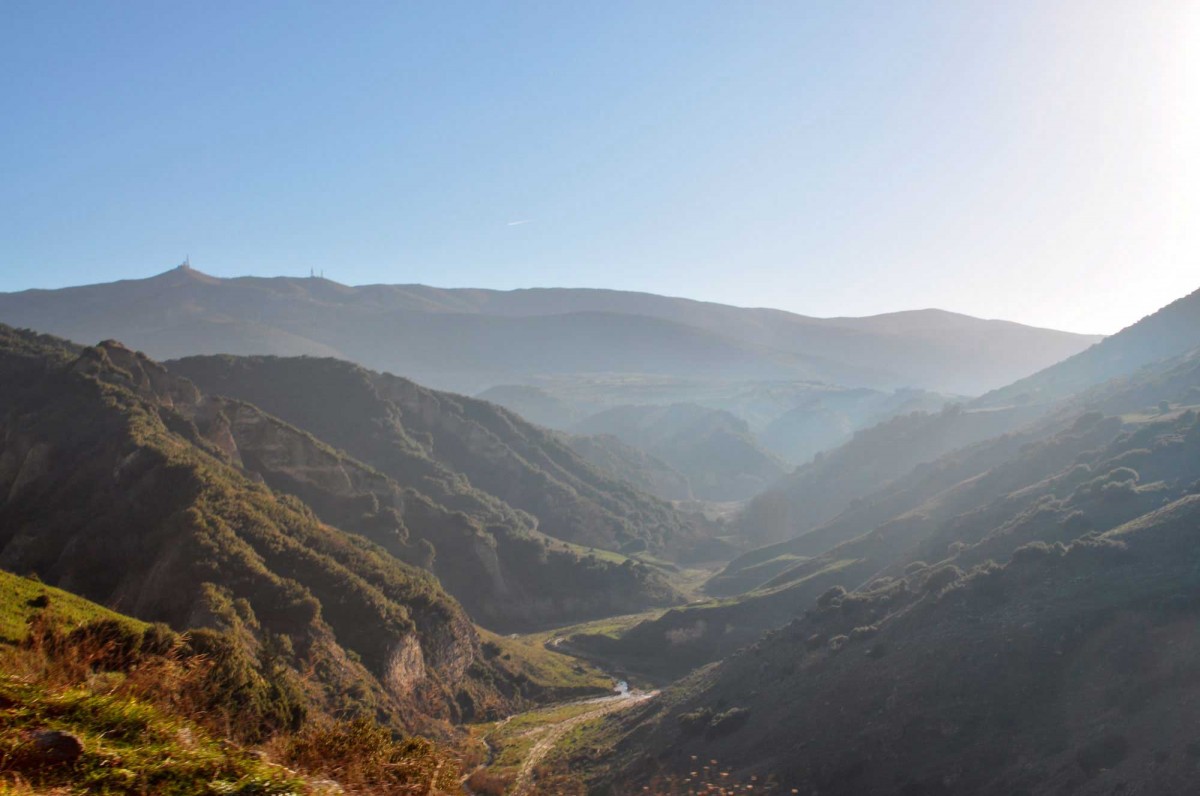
573;357;1200;680
979;284;1200;408
192;393;681;631
728;344;1200;595
573;404;788;502
737;403;1044;545
0;326;532;732
167;354;705;560
590;495;1200;795
0;266;1100;395
564;433;695;502
475;384;589;430
0;569;474;794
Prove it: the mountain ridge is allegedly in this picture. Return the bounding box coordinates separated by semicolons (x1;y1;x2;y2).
0;266;1103;396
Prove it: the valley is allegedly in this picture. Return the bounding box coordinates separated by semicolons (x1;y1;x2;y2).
1;275;1199;795
3;6;1193;794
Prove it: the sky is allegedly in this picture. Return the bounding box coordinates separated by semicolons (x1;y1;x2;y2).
1;1;1196;335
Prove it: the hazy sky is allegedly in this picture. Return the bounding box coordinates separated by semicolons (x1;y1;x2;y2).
2;1;1196;334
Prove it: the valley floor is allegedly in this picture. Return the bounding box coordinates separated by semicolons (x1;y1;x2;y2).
464;687;657;796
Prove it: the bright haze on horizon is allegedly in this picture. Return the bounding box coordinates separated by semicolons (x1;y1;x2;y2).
2;1;1197;335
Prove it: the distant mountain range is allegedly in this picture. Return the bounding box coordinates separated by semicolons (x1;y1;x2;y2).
0;265;1101;396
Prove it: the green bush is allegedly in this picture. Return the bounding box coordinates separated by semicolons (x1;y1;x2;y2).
707;707;751;737
678;707;713;737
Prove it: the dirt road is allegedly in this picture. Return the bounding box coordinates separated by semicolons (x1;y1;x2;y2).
507;689;657;796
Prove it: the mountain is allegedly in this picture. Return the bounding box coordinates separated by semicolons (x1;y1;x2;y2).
0;266;1100;396
733;285;1200;548
736;403;1045;546
571;357;1200;792
475;384;589;429
564;433;695;502
590;495;1200;795
979;285;1200;408
567;340;1200;683
0;325;630;739
0;326;513;731
167;365;684;631
572;403;789;502
166;354;707;562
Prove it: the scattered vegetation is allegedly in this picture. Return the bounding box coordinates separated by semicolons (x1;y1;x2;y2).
0;573;463;795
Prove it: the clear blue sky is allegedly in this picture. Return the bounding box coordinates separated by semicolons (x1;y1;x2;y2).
2;1;1196;334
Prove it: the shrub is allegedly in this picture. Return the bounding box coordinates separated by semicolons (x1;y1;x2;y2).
65;619;144;671
1011;541;1067;564
707;707;751;737
678;707;713;737
465;768;514;795
922;565;964;594
816;586;846;608
849;625;879;641
279;716;459;794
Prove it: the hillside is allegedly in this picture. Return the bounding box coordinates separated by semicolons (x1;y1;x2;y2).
481;378;955;470
172;384;682;632
568;346;1200;683
736;285;1200;555
587;493;1200;795
167;353;706;562
572;403;788;502
0;325;567;733
979;285;1200;408
0;569;478;794
564;433;695;502
0;266;1100;396
736;403;1044;545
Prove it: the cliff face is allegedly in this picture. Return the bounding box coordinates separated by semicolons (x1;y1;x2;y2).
0;327;510;732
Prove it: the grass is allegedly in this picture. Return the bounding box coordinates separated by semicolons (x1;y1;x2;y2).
1118;403;1200;424
757;557;862;593
0;675;306;796
0;569;461;795
0;572;146;645
520;609;668;646
477;629;612;695
469;699;626;785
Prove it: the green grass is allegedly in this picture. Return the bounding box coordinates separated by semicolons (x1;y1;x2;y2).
0;570;147;645
521;609;669;646
472;699;619;780
757;557;862;594
0;676;305;795
553;540;638;566
478;628;612;695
